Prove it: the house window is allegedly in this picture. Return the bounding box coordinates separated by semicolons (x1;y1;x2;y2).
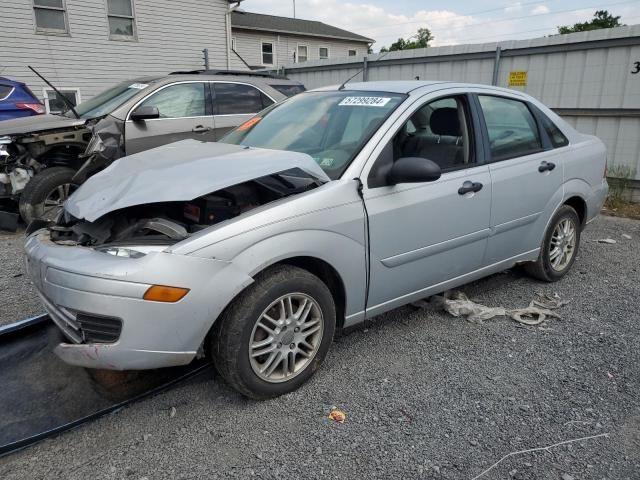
319;47;329;60
262;42;274;65
43;88;80;115
348;49;357;56
297;45;308;63
107;0;136;39
33;0;68;34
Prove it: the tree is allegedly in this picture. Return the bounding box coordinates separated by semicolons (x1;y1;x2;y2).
380;27;434;52
558;10;623;34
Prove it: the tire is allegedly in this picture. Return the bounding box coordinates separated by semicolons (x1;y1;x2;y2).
18;167;78;224
212;265;336;400
524;205;581;282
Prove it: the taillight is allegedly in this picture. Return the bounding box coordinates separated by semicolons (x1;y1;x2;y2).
16;103;45;114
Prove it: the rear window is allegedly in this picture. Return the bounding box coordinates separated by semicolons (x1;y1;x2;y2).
0;84;13;101
270;84;306;97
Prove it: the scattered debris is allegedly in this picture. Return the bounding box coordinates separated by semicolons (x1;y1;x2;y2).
561;474;575;480
622;234;632;240
169;406;176;418
328;408;346;423
596;238;617;244
416;291;568;326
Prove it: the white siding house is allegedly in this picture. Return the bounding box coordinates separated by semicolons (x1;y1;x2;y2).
0;0;236;111
230;11;373;70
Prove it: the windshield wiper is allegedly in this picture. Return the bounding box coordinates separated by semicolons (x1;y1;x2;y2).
28;65;80;119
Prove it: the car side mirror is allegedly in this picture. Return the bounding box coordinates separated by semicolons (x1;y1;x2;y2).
387;157;441;185
130;106;160;122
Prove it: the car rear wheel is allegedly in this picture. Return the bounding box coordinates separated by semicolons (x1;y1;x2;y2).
18;167;78;224
524;205;581;282
211;265;336;399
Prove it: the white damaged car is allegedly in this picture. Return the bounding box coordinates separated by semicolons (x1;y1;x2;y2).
25;81;608;398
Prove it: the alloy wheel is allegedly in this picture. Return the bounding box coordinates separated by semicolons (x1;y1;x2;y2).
549;218;577;271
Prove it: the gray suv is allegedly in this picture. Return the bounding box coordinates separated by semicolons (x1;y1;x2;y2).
0;71;304;223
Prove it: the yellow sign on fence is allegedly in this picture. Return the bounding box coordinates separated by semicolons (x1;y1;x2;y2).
508;71;528;87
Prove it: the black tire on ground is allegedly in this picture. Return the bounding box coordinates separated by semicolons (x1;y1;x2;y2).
524;205;581;282
18;167;78;224
212;264;336;400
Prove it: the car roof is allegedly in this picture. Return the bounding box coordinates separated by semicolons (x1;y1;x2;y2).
0;77;25;87
311;80;527;97
142;73;303;87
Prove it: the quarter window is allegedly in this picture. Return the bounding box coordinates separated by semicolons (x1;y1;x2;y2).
478;95;542;161
319;47;329;60
214;83;273;115
297;45;308;63
138;83;206;118
107;0;136;39
262;42;274;65
0;85;14;101
33;0;68;33
537;111;569;148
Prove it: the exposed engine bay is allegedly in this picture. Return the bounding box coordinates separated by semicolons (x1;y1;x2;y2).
44;169;321;247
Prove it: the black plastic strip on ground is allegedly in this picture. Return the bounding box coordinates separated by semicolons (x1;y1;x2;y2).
0;315;212;457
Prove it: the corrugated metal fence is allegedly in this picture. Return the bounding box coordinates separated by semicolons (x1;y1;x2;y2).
275;25;640;195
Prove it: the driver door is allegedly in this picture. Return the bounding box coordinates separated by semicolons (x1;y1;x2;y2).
125;82;215;154
363;94;492;316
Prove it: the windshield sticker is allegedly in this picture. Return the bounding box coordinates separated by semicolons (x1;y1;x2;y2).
128;83;149;90
319;157;335;167
238;116;262;131
339;96;391;107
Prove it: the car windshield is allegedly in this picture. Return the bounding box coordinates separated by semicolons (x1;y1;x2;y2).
220;91;406;179
64;81;151;119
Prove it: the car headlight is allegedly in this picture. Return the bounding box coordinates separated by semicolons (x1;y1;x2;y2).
97;247;147;258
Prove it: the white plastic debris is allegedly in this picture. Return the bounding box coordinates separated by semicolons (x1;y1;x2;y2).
622;234;632;240
417;291;568;326
596;238;617;244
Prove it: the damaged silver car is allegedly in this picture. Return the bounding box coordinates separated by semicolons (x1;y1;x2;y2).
0;71;303;223
25;82;608;399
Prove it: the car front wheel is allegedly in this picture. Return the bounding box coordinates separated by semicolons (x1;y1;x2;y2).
18;167;78;224
525;205;581;282
212;265;336;399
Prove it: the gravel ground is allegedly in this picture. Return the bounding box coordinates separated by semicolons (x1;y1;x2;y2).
1;215;639;479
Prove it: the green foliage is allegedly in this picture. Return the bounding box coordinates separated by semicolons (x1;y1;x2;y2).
380;28;434;52
606;163;637;208
558;10;623;34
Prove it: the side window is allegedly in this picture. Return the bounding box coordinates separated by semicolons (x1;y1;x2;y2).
392;95;474;172
138;83;206;118
478;95;542;161
214;83;271;115
538;111;569;148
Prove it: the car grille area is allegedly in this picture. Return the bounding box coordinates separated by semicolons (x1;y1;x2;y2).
39;293;122;344
76;314;123;344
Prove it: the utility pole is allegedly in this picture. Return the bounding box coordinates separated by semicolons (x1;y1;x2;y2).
293;0;296;18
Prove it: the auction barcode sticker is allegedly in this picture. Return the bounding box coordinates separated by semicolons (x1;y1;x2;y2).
339;96;391;107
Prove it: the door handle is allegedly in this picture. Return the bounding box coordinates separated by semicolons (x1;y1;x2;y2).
192;125;212;133
458;181;483;195
538;161;556;172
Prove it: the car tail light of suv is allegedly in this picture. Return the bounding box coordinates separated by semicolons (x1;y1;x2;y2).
16;102;45;114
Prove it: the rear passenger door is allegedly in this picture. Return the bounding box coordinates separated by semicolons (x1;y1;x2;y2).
211;82;275;140
125;82;215;154
476;94;565;264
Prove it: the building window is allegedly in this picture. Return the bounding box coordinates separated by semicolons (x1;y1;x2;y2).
43;88;80;115
297;45;308;63
33;0;68;34
348;49;357;56
319;47;329;60
107;0;136;40
262;42;274;65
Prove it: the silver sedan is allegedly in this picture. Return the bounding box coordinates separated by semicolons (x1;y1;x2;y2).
25;81;608;399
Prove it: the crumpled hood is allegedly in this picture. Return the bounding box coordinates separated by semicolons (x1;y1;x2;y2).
0;114;86;136
65;139;330;222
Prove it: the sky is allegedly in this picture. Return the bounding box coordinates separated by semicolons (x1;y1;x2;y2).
240;0;640;50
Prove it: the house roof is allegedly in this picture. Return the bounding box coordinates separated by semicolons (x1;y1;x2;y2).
231;11;374;44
